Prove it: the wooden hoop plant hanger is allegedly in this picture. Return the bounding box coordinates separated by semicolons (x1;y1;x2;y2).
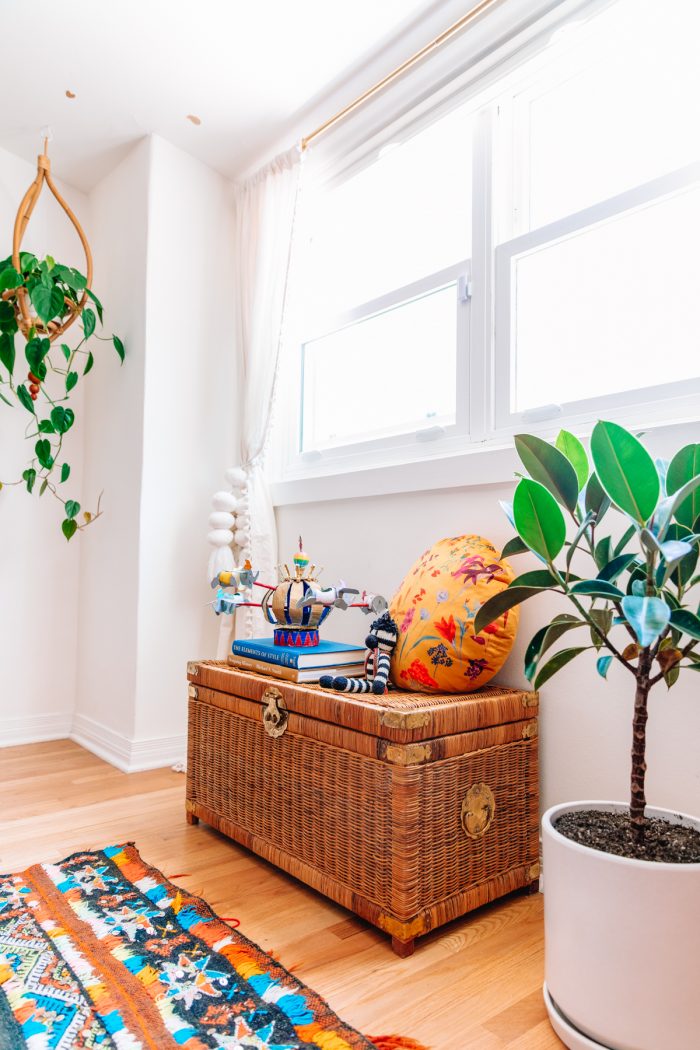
10;137;93;343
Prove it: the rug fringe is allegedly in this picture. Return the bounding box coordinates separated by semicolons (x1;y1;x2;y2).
369;1037;430;1050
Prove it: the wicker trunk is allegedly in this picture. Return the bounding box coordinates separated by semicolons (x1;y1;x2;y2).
186;661;540;956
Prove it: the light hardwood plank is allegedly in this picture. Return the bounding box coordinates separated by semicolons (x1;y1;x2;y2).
0;740;563;1048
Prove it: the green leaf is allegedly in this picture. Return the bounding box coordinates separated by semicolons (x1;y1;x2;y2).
0;388;12;406
500;535;530;558
524;615;584;681
37;419;55;434
669;608;700;641
510;569;561;589
0;332;15;375
62;518;78;541
621;595;671;647
35;439;53;470
86;288;103;323
19;252;37;273
83;351;94;376
65;499;80;519
594;535;612;572
570;580;625;600
39;478;48;496
473;586;545;635
60;463;70;483
17;384;34;414
666;444;700;530
60;343;71;362
596;655;613;678
555;430;589;490
50;406;75;433
513;478;566;562
66;370;78;393
25;336;50;378
589;607;613;650
597;553;639;583
30;282;64;323
613;524;637;557
663;524;698;588
82;307;96;339
53;265;87;292
22;467;36;493
113;334;125;363
515;434;580;511
566;511;595;569
590;420;660;524
0;266;22;292
534;647;590;689
584;471;612;522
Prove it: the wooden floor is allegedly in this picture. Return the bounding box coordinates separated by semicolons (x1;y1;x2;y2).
0;740;562;1050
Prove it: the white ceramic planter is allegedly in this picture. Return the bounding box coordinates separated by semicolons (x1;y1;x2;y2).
542;801;700;1050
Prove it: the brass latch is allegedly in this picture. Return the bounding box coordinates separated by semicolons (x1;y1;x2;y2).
262;687;288;738
461;783;496;839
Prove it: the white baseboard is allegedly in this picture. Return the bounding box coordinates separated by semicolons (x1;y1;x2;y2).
70;713;186;773
1;710;185;774
0;711;74;747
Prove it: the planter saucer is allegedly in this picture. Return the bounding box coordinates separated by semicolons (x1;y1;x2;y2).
543;983;612;1049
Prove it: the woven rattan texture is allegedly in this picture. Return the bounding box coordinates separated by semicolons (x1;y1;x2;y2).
188;699;394;909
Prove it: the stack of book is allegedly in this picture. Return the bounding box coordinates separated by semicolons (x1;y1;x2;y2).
228;637;366;684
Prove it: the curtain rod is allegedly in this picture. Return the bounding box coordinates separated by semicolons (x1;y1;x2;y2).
300;0;501;151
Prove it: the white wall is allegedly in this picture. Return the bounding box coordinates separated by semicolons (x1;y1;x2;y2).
73;135;238;770
276;435;700;817
0;146;88;746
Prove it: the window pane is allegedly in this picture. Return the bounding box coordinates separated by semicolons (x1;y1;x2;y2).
302;285;457;451
508;0;700;233
512;182;700;413
303;106;472;316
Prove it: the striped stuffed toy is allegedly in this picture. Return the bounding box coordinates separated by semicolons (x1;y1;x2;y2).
320;612;399;694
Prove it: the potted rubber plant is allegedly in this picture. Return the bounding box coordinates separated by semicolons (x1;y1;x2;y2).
474;421;700;1050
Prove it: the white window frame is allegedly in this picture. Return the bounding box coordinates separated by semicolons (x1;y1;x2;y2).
269;0;700;506
493;160;700;432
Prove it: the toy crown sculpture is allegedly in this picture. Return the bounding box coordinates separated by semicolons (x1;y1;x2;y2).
261;537;331;646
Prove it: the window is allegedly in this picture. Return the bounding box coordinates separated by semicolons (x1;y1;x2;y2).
276;0;700;488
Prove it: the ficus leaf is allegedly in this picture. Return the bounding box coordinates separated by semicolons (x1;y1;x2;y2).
524;615;584;681
621;595;671;647
622;643;641;661
596;655;613;678
666;444;700;530
510;569;561;589
515;433;580;511
597;553;639;583
570;579;625;600
669;608;700;641
534;647;591;689
584;471;612;522
555;429;589;490
590;420;660;524
500;535;529;558
474;586;544;635
513;478;566;562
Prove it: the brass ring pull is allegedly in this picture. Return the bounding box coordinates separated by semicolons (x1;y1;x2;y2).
262;687;288;738
461;783;495;839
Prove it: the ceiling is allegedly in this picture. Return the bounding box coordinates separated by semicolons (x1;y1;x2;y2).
0;0;444;191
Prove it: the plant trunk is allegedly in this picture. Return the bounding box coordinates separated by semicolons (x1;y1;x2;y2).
630;649;653;843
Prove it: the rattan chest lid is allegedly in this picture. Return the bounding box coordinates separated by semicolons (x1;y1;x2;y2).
187;661;537;744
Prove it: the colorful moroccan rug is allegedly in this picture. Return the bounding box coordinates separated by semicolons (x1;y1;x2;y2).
0;844;423;1049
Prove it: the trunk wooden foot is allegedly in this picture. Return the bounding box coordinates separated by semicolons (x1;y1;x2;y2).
523;877;540;895
391;936;415;958
186;809;199;825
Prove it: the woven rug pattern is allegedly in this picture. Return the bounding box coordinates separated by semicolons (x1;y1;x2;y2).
0;843;378;1049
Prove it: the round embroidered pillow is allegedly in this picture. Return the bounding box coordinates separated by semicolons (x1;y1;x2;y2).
389;535;519;693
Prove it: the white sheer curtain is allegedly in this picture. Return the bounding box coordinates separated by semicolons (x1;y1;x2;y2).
209;146;303;657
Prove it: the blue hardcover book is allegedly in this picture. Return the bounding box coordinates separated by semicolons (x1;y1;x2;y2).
231;637;365;670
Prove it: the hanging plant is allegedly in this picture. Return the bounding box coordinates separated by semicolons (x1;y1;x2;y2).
0;140;124;539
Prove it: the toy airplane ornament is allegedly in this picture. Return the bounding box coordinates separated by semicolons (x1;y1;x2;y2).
209;537;388;647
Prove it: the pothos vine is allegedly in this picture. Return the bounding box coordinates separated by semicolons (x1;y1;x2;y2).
0;252;124;539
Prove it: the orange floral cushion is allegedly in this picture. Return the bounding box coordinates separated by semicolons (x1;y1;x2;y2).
389;535;519;693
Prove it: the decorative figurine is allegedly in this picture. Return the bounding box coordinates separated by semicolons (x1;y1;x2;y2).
209;536;388;648
319;612;399;694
